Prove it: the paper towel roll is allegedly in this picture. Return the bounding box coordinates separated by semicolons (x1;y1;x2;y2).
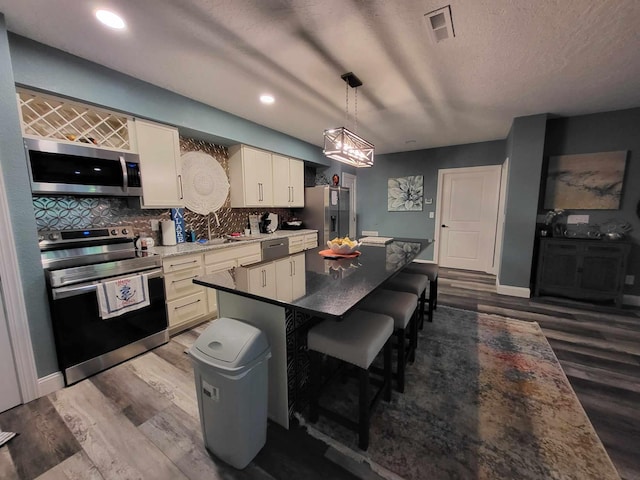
161;220;177;246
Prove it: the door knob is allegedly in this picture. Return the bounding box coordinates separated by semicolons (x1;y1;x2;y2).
441;224;449;228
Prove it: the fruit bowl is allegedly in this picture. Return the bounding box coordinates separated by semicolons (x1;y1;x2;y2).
327;238;362;254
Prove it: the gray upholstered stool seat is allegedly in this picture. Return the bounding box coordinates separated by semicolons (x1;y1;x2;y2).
308;310;393;450
404;262;439;326
384;272;429;325
358;289;418;392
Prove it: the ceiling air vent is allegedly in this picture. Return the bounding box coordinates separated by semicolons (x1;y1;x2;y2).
424;5;455;43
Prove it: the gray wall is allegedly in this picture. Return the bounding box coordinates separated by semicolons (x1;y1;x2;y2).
357;140;506;259
0;16;57;375
499;114;547;289
544;108;640;296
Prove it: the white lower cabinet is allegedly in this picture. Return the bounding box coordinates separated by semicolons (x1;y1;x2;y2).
275;254;305;302
304;233;318;250
288;232;317;254
161;238;311;334
203;243;261;314
204;259;236;314
166;291;208;331
245;263;277;299
288;235;304;254
238;253;305;302
163;252;210;335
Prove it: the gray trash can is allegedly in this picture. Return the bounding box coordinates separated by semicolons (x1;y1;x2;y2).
189;317;271;469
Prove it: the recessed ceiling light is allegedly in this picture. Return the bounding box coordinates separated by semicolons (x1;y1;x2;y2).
260;94;275;105
95;9;126;30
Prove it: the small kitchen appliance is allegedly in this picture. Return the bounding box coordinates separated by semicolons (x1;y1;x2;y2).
25;137;142;197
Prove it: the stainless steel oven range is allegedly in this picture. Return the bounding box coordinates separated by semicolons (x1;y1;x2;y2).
40;225;168;385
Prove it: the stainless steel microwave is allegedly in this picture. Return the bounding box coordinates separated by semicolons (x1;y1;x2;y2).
24;138;143;197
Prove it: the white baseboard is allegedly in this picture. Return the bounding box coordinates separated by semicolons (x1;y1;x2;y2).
38;372;64;397
623;294;640;307
495;278;531;298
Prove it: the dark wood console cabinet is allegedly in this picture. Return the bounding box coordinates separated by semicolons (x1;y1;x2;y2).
534;237;631;308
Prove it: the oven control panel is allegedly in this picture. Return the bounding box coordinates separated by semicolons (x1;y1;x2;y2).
39;224;134;247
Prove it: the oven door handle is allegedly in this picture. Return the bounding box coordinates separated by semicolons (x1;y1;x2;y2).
51;268;163;300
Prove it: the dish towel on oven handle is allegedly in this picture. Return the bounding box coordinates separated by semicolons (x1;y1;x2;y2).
96;273;150;319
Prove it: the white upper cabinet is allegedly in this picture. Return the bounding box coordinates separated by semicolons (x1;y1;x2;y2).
135;119;183;208
229;145;273;207
229;144;304;208
272;154;304;207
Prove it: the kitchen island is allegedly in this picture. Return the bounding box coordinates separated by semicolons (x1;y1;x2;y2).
194;238;431;428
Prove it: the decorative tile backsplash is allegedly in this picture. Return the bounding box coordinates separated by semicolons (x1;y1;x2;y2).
32;136;299;243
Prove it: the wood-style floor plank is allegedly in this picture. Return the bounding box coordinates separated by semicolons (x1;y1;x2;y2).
560;361;640;393
89;362;173;427
0;397;81;480
0;445;20;480
151;338;195;374
125;351;200;420
50;380;188;480
34;450;104;480
139;403;275;480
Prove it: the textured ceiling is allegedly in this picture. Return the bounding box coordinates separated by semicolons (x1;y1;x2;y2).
1;0;640;154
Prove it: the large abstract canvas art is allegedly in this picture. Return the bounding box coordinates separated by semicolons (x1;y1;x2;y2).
544;151;627;209
388;175;424;211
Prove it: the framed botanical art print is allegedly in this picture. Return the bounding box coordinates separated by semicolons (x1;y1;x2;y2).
388;175;423;211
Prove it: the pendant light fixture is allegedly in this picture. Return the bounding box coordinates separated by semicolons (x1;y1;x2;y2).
323;72;374;167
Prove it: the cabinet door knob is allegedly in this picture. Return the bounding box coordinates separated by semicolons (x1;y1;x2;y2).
441;224;449;228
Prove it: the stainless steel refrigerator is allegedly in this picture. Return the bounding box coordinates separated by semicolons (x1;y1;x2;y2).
300;186;351;245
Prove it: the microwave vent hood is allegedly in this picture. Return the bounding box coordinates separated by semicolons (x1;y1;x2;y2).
25;138;143;197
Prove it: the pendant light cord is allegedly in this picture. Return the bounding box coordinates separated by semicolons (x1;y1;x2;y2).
344;80;349;128
354;86;358;134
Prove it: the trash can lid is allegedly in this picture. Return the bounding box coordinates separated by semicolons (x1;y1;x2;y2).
192;317;269;368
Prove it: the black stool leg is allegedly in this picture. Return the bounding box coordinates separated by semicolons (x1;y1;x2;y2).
428;279;436;322
309;351;321;422
433;277;438;311
409;311;418;363
419;288;426;330
358;367;370;450
383;340;392;402
396;329;405;393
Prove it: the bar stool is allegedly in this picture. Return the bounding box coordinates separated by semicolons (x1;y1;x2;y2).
384;272;429;327
358;289;418;393
308;310;393;450
404;262;439;327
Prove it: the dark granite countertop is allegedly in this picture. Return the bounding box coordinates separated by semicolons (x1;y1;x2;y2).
194;237;431;320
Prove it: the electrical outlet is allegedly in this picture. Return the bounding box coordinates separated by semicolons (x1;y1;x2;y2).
625;275;635;285
429;211;435;219
151;219;159;231
362;230;378;236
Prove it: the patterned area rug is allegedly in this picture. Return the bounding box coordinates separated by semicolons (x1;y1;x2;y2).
302;306;619;480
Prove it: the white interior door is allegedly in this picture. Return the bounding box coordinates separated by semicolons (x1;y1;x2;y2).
492;158;510;275
342;173;357;239
0;280;22;413
436;166;501;272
